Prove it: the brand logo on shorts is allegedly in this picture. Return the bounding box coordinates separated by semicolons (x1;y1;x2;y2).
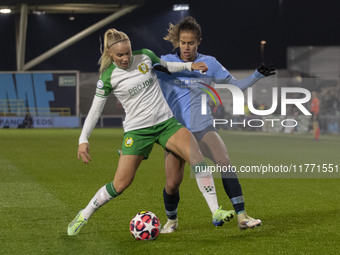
125;137;134;147
138;63;149;74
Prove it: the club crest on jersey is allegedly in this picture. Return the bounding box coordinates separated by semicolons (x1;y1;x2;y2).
125;137;134;147
138;63;149;74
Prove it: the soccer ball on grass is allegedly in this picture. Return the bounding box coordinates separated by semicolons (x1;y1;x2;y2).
130;211;161;240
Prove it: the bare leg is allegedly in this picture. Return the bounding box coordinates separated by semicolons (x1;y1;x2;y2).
165;127;204;165
162;152;185;227
164;151;185;195
113;155;144;193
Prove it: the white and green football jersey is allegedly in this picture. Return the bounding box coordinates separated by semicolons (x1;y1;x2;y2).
96;49;173;132
79;49;192;144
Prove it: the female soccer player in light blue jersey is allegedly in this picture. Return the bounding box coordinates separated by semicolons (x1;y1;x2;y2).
157;16;275;232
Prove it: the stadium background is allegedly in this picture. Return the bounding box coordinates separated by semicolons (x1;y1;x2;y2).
0;1;339;255
0;0;339;133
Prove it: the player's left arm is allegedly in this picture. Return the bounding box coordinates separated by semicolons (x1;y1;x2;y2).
212;58;275;91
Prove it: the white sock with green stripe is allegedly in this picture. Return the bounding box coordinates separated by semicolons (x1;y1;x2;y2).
81;182;119;219
193;162;219;214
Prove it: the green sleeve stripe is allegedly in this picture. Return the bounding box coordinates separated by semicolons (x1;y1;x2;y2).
98;63;115;96
100;63;115;81
133;49;160;65
95;94;108;98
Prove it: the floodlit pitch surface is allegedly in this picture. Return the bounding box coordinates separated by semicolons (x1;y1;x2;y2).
0;129;339;255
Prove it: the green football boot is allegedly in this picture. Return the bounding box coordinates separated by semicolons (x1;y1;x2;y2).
67;210;87;236
212;207;235;226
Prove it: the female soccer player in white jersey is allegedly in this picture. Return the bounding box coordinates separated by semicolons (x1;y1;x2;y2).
67;28;211;236
157;16;275;232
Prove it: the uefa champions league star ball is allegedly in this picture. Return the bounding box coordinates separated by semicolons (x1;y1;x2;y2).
130;211;161;240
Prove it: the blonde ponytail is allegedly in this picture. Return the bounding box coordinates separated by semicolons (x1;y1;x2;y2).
98;29;130;73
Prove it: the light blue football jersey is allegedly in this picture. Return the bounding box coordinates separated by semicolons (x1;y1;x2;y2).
157;53;264;132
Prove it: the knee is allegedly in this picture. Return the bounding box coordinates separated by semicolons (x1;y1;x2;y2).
216;155;231;167
190;151;205;165
165;181;181;195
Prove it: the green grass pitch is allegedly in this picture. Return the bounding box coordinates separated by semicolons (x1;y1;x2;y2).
0;129;339;255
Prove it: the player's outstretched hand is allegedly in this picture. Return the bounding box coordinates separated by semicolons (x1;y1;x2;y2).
192;62;208;72
257;64;276;76
153;64;171;75
78;143;92;164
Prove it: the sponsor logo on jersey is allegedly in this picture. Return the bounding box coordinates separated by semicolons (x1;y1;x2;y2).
173;78;205;88
97;80;104;88
125;137;134;147
138;63;149;74
128;78;153;96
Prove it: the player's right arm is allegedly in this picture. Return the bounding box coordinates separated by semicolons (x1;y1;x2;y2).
78;74;112;164
78;95;107;164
